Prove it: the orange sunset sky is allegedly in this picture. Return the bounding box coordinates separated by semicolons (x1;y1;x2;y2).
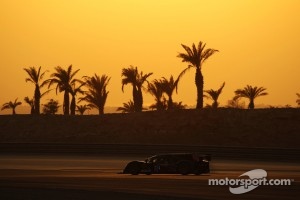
0;0;300;113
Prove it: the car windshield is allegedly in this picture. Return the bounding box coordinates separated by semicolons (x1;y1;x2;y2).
145;156;158;163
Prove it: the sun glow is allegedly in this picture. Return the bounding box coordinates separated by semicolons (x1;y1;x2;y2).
1;0;300;113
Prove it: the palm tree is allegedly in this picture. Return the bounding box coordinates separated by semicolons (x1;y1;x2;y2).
296;93;300;107
76;105;90;115
24;66;48;114
147;80;165;111
204;82;225;108
121;66;152;112
117;100;135;113
121;66;139;112
43;99;60;114
173;101;186;110
70;82;85;115
47;65;80;115
149;97;167;111
24;96;34;114
227;98;245;109
234;85;268;109
1;98;22;115
160;75;180;110
80;74;110;115
177;41;219;109
136;70;153;112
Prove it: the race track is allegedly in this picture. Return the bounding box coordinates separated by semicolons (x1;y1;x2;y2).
0;153;299;200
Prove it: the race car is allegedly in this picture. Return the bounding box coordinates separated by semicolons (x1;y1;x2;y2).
123;153;211;175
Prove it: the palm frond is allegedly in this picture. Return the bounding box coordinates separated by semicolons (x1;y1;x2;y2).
181;44;193;57
76;104;91;114
173;101;186;109
137;71;153;87
41;89;52;98
205;82;226;102
1;103;11;110
178;41;219;69
70;69;80;80
147;80;163;102
234;85;268;108
39;69;48;82
296;93;300;106
117;100;135;113
25;78;35;84
201;49;219;64
160;75;179;96
2;98;22;110
24;96;34;105
177;65;193;83
24;67;37;83
40;79;51;88
80;74;110;114
121;66;138;91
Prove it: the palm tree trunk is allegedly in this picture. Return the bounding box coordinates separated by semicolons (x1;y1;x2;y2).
156;100;163;111
34;86;40;114
63;91;70;115
70;96;76;115
248;99;254;109
195;67;204;109
136;87;143;112
212;101;218;109
132;86;139;112
167;96;173;110
99;106;104;115
30;106;35;114
12;108;16;115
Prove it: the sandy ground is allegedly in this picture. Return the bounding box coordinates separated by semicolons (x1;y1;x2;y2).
0;154;299;200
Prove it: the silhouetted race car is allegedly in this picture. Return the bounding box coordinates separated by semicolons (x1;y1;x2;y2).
123;153;211;175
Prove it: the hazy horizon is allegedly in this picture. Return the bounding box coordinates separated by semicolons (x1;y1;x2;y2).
0;103;295;115
1;0;300;110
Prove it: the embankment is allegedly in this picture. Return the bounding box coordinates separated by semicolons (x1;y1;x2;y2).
0;108;299;148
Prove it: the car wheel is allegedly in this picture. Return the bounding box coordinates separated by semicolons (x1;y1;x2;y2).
177;162;191;175
128;164;140;175
194;169;202;175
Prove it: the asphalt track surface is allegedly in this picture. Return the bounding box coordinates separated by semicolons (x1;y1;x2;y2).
0;145;299;200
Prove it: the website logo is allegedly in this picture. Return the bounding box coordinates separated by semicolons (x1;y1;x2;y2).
208;169;293;194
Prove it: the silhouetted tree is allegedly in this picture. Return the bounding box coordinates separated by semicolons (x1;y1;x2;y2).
76;105;90;115
1;98;22;115
296;93;300;107
121;66;152;112
160;75;180;110
80;74;110;115
227;98;245;109
172;101;186;110
121;67;138;112
70;82;85;115
117;100;135;113
149;97;167;111
47;65;80;115
204;82;225;108
24;66;49;114
147;80;166;111
234;85;268;109
43;99;60;114
24;96;34;114
177;41;219;109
